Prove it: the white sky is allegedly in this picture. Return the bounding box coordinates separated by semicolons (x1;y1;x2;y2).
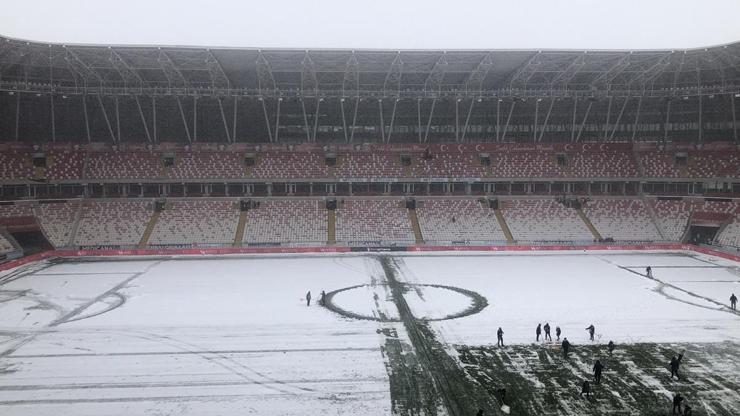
2;0;740;50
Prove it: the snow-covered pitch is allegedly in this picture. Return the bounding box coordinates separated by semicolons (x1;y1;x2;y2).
0;250;738;415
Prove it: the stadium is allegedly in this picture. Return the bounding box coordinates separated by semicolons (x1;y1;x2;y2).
0;11;739;415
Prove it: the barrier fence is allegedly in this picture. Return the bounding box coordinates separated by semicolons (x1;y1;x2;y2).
1;243;739;273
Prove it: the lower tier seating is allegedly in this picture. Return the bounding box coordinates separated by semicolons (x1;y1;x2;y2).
583;199;662;241
416;199;506;242
502;199;593;242
335;200;414;244
244;200;327;245
74;201;152;247
149;200;239;246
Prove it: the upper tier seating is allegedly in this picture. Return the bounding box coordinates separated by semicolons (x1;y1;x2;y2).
639;151;740;178
250;152;329;179
85;152;162;179
149;200;239;246
583;199;662;241
46;150;85;180
0;152;32;180
416;199;506;242
502;199;593;242
336;154;405;179
244;200;327;244
165;152;245;179
335;200;414;244
568;152;638;177
412;153;486;178
74;201;151;247
34;201;79;248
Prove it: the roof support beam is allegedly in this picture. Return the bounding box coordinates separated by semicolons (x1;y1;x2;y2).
97;95;117;144
609;96;630;141
424;53;448;95
256;52;276;94
260;97;273;143
538;98;555;142
301;52;318;96
589;54;631;89
342;53;359;97
549;54;586;89
464;53;494;94
575;100;593;142
205;49;230;89
506;52;540;89
461;98;475;142
218;98;232;143
109;49;143;92
627;53;672;89
423;98;437;143
134;95;152;143
64;48;103;90
501;100;516;142
384;53;403;98
175;96;192;143
158;50;188;88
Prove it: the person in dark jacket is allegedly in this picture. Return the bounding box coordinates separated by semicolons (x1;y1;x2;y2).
497;327;504;347
319;290;326;306
646;266;653;278
580;380;591;397
544;323;552;341
562;338;571;358
585;324;595;341
306;291;311;307
556;326;562;341
672;393;684;415
593;360;604;384
731;293;737;310
536;323;542;342
608;340;615;355
670;356;680;379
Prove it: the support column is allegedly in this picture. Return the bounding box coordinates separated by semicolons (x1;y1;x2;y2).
14;92;21;141
50;94;56;142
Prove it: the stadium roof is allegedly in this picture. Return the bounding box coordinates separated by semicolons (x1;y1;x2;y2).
1;35;739;98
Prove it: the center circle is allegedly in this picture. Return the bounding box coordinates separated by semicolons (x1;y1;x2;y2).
323;283;488;322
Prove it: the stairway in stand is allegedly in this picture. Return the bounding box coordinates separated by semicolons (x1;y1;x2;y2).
233;211;249;247
327;210;336;245
138;211;161;248
494;209;515;244
577;208;603;240
408;208;424;244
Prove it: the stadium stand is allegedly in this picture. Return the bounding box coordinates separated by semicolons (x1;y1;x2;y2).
583;199;663;241
46;150;85;180
243;200;328;245
0;203;34;218
0;233;15;254
74;201;152;247
165;152;245;179
335;199;415;245
34;201;79;248
250;152;329;179
0;152;32;180
337;153;404;179
412;153;486;178
650;199;692;242
149;200;239;246
502;199;594;242
716;218;740;248
416;199;506;243
85;152;162;180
